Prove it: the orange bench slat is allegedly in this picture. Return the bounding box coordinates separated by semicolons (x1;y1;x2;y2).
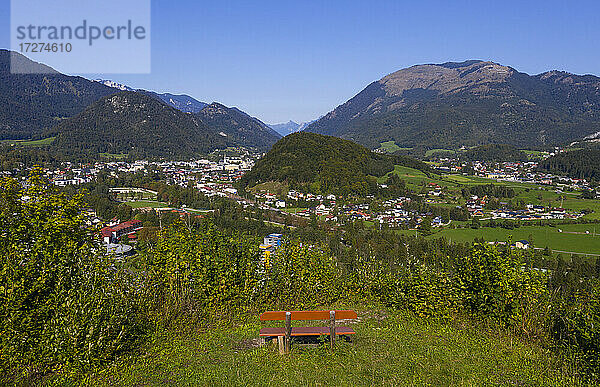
259;326;356;337
260;310;357;321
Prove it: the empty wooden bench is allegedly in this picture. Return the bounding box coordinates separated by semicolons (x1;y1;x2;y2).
259;310;357;354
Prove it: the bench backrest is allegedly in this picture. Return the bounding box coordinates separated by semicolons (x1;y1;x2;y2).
260;310;357;321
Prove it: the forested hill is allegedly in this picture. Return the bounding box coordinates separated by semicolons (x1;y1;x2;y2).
240;132;430;196
461;144;528;162
538;145;600;181
196;103;281;150
50;91;229;158
0;50;116;140
305;60;600;149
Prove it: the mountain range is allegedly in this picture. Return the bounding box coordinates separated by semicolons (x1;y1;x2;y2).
6;51;600;156
48;92;281;157
94;79;209;113
305;60;600;149
49;91;227;158
0;50;115;140
197;103;281;150
0;50;280;156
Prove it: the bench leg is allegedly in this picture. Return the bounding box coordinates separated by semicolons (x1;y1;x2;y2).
330;310;336;349
284;312;291;354
277;336;285;354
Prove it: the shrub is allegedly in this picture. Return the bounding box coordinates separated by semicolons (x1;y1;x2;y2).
551;280;600;380
0;169;144;381
453;243;547;324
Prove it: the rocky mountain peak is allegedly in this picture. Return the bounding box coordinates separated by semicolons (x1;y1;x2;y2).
380;60;514;98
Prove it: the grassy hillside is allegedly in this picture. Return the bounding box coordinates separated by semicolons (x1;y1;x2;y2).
86;310;572;386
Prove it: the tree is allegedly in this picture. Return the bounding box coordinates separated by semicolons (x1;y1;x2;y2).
419;217;433;236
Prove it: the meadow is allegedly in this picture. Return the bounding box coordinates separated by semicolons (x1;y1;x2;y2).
399;223;600;256
381;165;600;220
86;309;572;386
126;200;169;209
0;137;55;147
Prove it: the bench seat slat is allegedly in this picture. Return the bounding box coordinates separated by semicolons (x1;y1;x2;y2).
260;310;358;321
259;326;356;337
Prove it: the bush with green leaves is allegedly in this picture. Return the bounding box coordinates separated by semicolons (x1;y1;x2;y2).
551;280;600;380
261;241;343;308
452;243;548;324
142;222;262;323
144;223;345;320
0;169;144;380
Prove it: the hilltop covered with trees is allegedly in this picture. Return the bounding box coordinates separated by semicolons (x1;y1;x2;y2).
461;144;528;162
240;132;432;196
538;145;600;182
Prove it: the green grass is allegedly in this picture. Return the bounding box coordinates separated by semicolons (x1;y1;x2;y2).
400;223;600;255
0;137;55;147
281;207;307;214
378;140;402;153
126;200;169;209
86;310;572;386
100;152;129;159
425;148;457;157
379;165;435;186
116;192;157;201
249;181;289;196
377;141;413;154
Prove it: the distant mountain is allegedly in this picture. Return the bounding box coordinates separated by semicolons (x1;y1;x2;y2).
196;103;281;150
0;50;116;140
305;60;600;149
50;91;229;158
269;119;318;136
140;91;208;113
94;79;208;113
269;120;300;136
94;79;134;91
240;132;429;196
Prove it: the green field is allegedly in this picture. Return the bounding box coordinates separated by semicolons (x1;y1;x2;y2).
425;148;457;157
380;165;600;220
379;165;436;187
281;207;308;214
0;137;55;147
377;141;413;154
115;191;158;201
400;223;600;256
86;310;571;386
126;200;169;209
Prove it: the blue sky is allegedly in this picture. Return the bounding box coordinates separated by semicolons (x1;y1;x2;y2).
1;0;600;123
